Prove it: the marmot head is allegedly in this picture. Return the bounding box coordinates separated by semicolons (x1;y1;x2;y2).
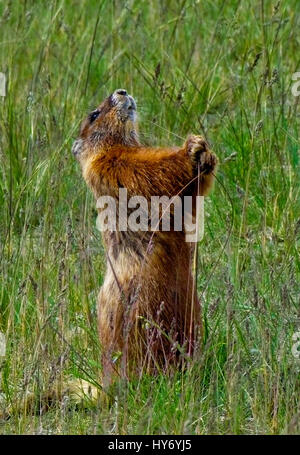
72;89;140;159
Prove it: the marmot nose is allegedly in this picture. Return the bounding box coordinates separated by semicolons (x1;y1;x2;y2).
116;89;127;96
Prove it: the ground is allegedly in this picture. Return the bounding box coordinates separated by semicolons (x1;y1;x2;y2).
0;0;299;434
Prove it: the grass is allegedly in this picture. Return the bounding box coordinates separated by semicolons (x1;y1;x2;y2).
0;0;299;435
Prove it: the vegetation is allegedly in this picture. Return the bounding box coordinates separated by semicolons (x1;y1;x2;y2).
0;0;299;434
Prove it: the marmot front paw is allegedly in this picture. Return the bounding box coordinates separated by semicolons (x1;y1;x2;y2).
185;135;217;175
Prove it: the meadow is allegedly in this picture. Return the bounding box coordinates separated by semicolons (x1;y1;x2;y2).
0;0;299;434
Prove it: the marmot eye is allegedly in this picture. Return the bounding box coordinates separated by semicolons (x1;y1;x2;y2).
89;110;100;123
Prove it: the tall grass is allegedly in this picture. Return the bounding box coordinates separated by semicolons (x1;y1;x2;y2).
0;0;299;434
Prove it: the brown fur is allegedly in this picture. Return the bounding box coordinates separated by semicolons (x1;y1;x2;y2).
72;89;217;386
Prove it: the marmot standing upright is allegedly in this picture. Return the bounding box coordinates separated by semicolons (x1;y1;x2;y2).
72;89;217;385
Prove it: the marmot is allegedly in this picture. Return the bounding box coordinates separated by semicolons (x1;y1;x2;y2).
72;89;217;386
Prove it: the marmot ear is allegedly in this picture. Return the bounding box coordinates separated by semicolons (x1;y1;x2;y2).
71;138;84;159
